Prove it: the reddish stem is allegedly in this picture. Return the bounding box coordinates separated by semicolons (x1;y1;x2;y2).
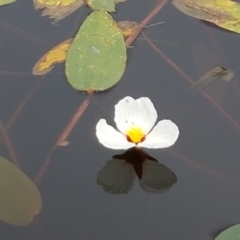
142;32;240;133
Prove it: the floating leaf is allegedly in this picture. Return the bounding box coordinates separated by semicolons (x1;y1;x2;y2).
32;38;72;75
192;66;234;90
0;156;42;226
33;0;85;22
0;0;15;6
65;11;127;92
172;0;240;34
86;0;126;12
215;224;240;240
117;21;138;37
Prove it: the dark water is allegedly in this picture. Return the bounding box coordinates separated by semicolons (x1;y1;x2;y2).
1;1;240;239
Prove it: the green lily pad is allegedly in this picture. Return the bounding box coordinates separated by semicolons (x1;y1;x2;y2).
216;224;240;240
65;11;127;92
0;156;42;226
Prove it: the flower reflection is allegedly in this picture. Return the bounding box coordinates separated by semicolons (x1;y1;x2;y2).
96;96;179;149
97;148;177;194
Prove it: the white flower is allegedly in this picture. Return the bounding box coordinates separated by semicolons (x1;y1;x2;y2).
96;96;179;149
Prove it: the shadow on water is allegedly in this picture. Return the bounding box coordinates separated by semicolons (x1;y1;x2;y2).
97;147;177;194
1;0;240;240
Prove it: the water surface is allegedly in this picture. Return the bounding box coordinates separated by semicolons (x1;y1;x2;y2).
0;1;240;240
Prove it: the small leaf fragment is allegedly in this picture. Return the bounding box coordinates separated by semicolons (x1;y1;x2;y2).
0;156;42;226
33;0;85;22
86;0;126;12
65;11;127;92
58;141;70;146
117;21;138;37
32;38;72;75
172;0;240;34
0;0;15;6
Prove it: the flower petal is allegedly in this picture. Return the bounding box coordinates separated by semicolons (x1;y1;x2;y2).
114;96;157;135
138;119;179;149
97;159;136;194
96;119;135;149
138;160;177;193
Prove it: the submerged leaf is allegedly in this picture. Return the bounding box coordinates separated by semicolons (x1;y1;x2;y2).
33;0;85;22
0;156;42;226
65;11;127;92
86;0;126;12
192;66;234;90
172;0;240;34
0;0;15;6
32;38;72;75
215;224;240;240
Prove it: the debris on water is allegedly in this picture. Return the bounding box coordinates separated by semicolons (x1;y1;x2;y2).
192;66;234;90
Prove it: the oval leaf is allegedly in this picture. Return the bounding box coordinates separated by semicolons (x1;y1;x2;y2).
65;11;127;92
0;156;42;226
216;224;240;240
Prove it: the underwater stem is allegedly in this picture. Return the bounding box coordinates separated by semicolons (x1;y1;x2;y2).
142;32;240;133
125;0;167;47
34;97;90;185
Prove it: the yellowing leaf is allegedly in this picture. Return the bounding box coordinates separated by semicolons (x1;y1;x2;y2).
32;38;72;75
0;156;42;226
172;0;240;34
0;0;15;6
117;21;138;37
86;0;126;12
33;0;85;22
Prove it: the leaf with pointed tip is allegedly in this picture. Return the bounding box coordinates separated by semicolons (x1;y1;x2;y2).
65;11;127;92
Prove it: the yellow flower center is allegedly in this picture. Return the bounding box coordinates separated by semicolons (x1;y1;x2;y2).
126;127;145;144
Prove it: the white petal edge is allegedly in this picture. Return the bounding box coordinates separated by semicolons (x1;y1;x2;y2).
97;159;136;194
96;119;135;149
138;119;179;149
114;97;157;135
138;160;177;193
